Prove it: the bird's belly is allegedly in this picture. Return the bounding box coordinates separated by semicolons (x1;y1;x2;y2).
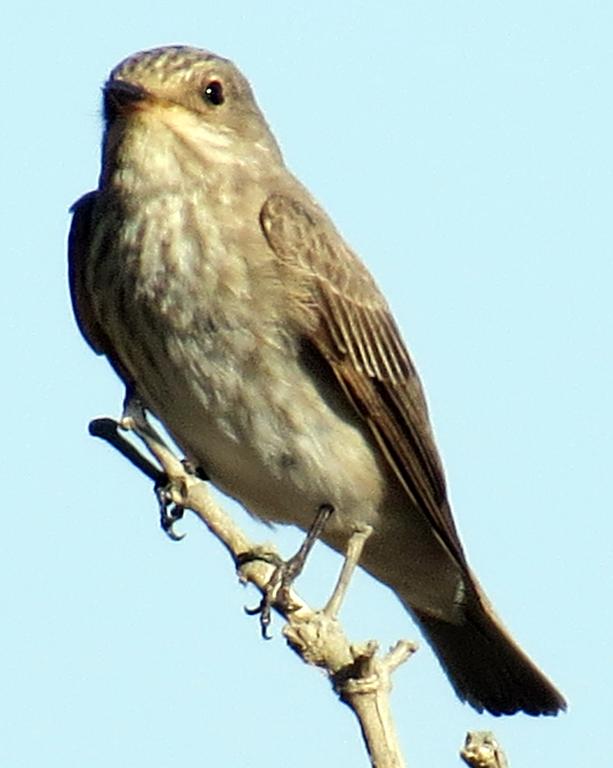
134;327;464;617
148;332;389;538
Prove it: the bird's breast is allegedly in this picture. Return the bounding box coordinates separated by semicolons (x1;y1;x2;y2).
89;183;465;618
91;188;384;534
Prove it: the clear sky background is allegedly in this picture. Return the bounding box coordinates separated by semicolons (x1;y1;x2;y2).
2;2;610;766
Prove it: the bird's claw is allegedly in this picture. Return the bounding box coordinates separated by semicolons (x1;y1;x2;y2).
181;458;209;482
155;480;185;541
157;460;206;539
243;560;301;639
238;503;334;637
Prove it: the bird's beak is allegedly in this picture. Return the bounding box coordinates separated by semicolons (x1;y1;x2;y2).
103;79;149;123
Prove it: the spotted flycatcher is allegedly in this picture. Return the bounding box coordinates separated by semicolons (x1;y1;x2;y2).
69;46;565;716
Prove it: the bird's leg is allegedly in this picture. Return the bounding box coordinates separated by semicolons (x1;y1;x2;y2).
240;503;334;637
120;387;154;437
323;523;372;618
89;389;208;540
150;455;212;539
89;414;184;538
118;390;187;539
121;388;209;480
155;458;209;539
276;503;334;602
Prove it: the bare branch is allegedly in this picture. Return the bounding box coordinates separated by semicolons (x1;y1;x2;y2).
91;416;416;767
460;732;509;768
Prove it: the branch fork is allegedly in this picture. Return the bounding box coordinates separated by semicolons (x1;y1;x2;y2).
88;411;503;767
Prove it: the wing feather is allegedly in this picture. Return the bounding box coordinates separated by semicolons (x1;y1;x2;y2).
68;192;107;355
261;193;468;568
68;191;134;387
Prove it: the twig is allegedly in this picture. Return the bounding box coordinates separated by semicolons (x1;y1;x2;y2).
460;731;509;768
91;415;416;768
89;417;164;483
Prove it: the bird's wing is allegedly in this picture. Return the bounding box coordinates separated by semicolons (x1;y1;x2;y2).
68;191;107;356
69;191;136;389
261;193;468;569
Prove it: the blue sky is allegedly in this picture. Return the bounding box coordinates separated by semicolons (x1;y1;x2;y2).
2;2;611;766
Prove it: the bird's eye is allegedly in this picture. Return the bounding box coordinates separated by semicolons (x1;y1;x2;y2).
202;80;225;106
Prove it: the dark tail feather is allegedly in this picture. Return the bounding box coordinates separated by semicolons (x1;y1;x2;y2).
410;597;567;716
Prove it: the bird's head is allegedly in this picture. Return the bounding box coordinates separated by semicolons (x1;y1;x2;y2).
100;46;282;188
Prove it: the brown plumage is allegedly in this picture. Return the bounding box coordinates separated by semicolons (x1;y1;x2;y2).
69;46;566;716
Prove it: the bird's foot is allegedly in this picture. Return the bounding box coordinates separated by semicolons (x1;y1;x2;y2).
155;477;185;541
239;503;334;638
155;460;208;540
182;459;209;482
239;549;285;639
118;390;210;539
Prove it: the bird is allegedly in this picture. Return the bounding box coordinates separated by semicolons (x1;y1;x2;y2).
68;45;566;716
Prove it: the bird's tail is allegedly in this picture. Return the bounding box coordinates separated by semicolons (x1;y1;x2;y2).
405;587;567;716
